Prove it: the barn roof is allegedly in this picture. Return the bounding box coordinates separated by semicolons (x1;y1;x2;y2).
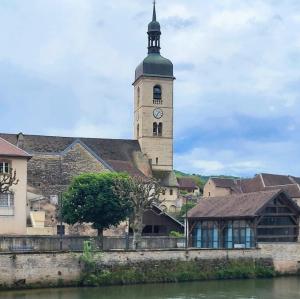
188;190;299;219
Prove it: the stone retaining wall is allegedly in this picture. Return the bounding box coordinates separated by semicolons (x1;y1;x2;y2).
0;243;299;289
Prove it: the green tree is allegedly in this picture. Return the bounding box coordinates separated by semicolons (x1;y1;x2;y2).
62;172;133;242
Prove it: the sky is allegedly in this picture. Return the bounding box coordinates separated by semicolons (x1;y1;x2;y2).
0;0;300;177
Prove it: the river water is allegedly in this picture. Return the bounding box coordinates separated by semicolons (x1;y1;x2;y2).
0;277;300;299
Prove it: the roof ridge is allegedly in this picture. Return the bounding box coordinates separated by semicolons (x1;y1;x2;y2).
0;132;136;142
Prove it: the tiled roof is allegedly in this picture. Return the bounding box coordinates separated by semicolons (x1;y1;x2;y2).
209;173;300;199
0;133;141;162
177;177;197;189
264;184;300;198
260;173;295;186
210;177;238;188
188;190;284;219
0;137;31;158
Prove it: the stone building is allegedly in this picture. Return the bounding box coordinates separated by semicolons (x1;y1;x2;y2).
0;3;181;235
204;173;300;207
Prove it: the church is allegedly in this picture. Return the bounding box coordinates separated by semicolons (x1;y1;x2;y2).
0;3;183;235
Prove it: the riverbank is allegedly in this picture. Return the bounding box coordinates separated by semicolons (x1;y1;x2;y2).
0;243;299;290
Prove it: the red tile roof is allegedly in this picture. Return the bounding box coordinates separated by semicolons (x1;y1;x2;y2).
0;137;31;158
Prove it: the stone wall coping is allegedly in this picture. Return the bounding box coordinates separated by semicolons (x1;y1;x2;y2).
0;248;261;255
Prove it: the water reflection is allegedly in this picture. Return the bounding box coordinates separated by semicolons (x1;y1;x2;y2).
1;277;300;299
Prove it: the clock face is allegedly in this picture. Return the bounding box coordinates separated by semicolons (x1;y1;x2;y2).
153;108;163;119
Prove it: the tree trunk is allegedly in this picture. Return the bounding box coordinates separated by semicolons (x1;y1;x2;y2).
132;213;143;250
97;228;104;251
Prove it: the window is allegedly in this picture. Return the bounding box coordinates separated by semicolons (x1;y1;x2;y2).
170;189;173;196
153;122;158;136
0;193;14;208
153;122;163;136
137;124;140;138
137;87;140;107
162;190;166;195
153;85;162;104
0;162;10;174
156;157;159;165
169;205;176;213
158;122;163;136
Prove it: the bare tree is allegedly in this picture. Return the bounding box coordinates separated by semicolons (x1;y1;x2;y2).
114;176;164;250
0;169;19;193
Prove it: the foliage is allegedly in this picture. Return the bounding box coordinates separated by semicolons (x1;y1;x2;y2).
62;172;133;236
0;169;19;193
169;231;184;237
80;241;97;274
113;176;164;250
80;258;276;287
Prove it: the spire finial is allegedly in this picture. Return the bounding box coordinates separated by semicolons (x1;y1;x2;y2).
152;0;156;21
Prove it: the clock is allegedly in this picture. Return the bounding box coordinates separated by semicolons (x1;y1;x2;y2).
153;108;163;119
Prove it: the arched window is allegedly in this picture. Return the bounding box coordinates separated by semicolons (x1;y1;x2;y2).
169;205;177;213
158;122;163;136
137;87;140;107
156;157;159;165
137;124;139;138
153;122;158;136
153;85;162;104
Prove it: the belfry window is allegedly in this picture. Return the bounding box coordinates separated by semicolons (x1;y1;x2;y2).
137;87;140;107
137;124;140;138
158;122;163;136
153;85;162;104
153;122;163;136
153;122;158;136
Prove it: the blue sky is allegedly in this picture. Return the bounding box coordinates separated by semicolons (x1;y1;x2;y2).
1;0;300;177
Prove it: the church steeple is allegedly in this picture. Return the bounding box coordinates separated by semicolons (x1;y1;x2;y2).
148;1;161;54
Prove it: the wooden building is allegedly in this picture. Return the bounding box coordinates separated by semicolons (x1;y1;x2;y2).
188;190;300;249
129;205;184;236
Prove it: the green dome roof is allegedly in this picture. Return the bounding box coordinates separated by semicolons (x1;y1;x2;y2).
135;53;173;81
148;20;161;32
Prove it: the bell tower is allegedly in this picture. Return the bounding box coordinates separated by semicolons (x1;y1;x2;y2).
133;1;175;171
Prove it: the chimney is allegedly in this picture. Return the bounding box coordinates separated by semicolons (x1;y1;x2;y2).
17;132;24;149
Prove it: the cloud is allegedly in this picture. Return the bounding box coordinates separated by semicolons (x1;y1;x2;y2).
0;0;300;176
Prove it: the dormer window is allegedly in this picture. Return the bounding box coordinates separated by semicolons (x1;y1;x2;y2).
0;162;10;174
153;85;162;104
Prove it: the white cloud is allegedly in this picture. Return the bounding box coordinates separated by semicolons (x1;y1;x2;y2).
1;0;300;176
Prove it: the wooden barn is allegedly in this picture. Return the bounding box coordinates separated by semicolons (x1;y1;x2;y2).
188;190;300;249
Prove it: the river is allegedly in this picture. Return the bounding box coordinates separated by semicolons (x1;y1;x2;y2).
0;277;299;299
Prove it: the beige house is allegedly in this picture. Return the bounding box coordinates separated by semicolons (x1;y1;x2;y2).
0;137;31;235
